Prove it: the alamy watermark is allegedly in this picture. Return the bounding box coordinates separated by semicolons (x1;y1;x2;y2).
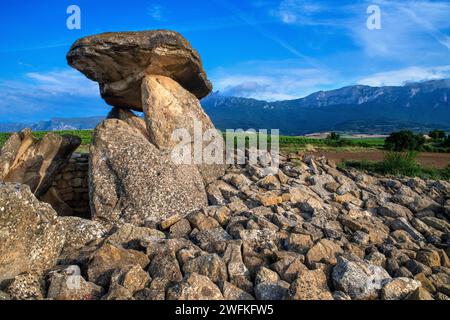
367;4;382;30
67;5;81;30
170;121;280;175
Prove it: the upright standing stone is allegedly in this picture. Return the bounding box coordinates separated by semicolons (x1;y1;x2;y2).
89;118;207;226
141;75;225;184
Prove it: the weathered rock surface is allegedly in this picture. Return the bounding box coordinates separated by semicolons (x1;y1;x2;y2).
67;30;212;110
167;273;224;300
332;256;391;300
89;118;207;226
1;148;450;301
141;75;225;184
0;183;65;281
288;269;333;300
0;129;81;197
47;266;104;300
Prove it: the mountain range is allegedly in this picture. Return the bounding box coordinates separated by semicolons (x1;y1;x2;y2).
202;79;450;135
1;79;449;135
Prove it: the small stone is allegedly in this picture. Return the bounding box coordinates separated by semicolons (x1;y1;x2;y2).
405;259;432;276
209;206;231;226
378;203;412;219
257;191;283;207
87;244;149;288
222;282;255;300
160;214;183;230
187;211;220;231
257;175;281;190
416;249;441;268
148;253;183;283
110;265;150;295
6;273;45;300
47;266;103;300
286;233;313;254
288;269;333;300
381;278;421;300
182;254;228;285
254;267;289;300
169;219;192;239
167;273;224;300
306;239;343;267
407;287;434;300
332;256;391;300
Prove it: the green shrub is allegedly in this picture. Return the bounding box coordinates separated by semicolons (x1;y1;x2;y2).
441;164;450;180
429;130;446;141
378;152;421;176
384;131;425;152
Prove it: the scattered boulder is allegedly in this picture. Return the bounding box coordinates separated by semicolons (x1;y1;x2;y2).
167;273;224;300
254;267;289;300
6;273;45;300
381;277;421;300
87;243;149;288
306;239;343;267
1;129;81;197
287;269;333;300
0;183;65;281
47;266;104;300
332;256;391;300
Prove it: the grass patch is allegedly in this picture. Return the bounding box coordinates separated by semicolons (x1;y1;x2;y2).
0;130;93;152
340;151;450;180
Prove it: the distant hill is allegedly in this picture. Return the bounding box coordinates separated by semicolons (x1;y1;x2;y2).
1;79;449;135
0;116;104;132
202;79;450;135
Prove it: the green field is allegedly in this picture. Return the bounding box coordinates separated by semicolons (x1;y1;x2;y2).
0;130;93;152
2;130;449;179
0;130;385;154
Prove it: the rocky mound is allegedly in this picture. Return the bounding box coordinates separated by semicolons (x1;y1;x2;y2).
0;30;449;300
0;155;449;300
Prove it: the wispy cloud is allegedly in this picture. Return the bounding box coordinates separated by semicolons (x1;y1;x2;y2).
0;69;104;122
148;4;164;21
214;0;323;69
271;0;450;60
349;0;450;59
271;0;334;26
358;65;450;87
212;60;337;100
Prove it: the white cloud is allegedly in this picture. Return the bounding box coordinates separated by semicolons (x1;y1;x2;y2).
0;69;103;122
272;0;450;60
358;65;450;87
273;0;328;25
350;0;450;58
148;4;164;21
212;60;337;101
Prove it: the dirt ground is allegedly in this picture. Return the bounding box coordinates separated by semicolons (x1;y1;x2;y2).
307;150;450;169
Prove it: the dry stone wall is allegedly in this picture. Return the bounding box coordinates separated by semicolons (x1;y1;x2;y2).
51;153;90;218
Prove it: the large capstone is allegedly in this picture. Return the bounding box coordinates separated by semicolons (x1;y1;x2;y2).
67;30;212;110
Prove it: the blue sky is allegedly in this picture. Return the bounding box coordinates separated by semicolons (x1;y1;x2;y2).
1;0;450;122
